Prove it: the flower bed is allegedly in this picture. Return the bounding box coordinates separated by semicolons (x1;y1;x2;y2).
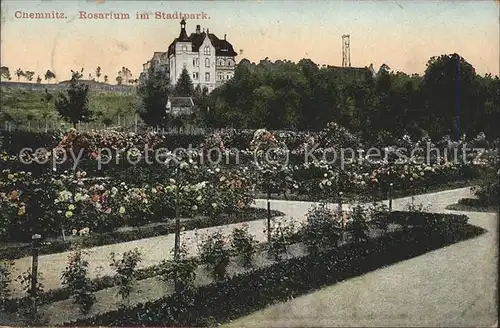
0;207;285;261
61;211;484;327
0;164;254;243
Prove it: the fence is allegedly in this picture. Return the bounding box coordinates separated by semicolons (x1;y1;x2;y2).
1;117;215;136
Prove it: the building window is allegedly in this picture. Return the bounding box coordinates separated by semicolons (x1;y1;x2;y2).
193;59;196;66
204;46;210;55
205;58;210;68
193;72;198;80
227;59;232;66
226;74;230;80
217;72;223;81
218;59;224;66
205;72;210;82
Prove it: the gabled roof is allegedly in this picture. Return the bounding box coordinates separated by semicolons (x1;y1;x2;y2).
169;97;194;108
167;31;237;57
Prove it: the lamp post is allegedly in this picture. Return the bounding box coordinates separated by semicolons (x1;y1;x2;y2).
31;234;41;317
338;191;343;216
267;193;271;243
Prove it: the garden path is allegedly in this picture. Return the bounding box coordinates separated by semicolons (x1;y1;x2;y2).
225;195;498;327
8;187;479;298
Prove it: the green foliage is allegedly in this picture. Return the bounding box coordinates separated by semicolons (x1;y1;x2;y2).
473;159;499;206
0;260;13;310
173;67;195;97
44;70;56;82
207;55;499;141
230;224;258;268
0;66;12;80
109;248;142;304
404;196;430;212
15;268;44;298
55;70;91;127
197;229;230;280
158;242;198;291
268;220;297;260
60;248;96;314
302;204;342;255
347;204;370;243
64;211;481;327
137;67;171;127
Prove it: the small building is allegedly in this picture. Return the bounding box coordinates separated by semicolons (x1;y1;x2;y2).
166;97;195;116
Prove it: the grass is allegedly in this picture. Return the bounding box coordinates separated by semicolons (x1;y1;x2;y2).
0;86;138;126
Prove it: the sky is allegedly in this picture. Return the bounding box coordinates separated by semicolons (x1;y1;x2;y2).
1;0;499;83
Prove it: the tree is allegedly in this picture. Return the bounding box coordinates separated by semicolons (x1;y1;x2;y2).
15;68;25;81
55;70;91;128
0;66;11;80
44;70;56;83
24;71;35;82
420;53;481;139
119;67;132;84
95;66;102;81
36;75;42;84
137;66;171;127
173;67;194;97
104;75;108;83
116;75;123;85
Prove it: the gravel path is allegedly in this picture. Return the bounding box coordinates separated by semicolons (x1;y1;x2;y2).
7;186;497;327
8;187;474;296
225;190;498;327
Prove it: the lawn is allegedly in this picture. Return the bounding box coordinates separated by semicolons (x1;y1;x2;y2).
0;86;138;128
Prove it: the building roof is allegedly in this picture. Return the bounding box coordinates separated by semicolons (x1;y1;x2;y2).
169;97;194;108
167;22;237;57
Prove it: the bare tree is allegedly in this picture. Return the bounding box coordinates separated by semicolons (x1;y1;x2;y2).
95;66;102;82
44;70;56;83
15;68;25;81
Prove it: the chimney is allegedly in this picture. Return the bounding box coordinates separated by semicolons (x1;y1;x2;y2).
196;25;200;34
224;34;227;40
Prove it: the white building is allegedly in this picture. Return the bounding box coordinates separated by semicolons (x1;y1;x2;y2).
141;19;237;94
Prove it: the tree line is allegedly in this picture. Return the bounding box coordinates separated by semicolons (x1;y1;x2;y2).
32;53;500;142
0;66;139;85
206;54;500;141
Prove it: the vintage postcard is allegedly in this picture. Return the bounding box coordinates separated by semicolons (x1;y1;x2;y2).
0;0;498;327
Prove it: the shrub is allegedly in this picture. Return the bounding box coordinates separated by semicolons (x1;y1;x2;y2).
473;163;499;206
0;260;13;310
16;268;44;298
230;224;258;268
65;211;482;327
60;248;96;314
301;204;342;256
404;196;430;212
109;248;142;305
268;219;297;261
197;230;230;280
158;242;198;291
347;204;370;243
